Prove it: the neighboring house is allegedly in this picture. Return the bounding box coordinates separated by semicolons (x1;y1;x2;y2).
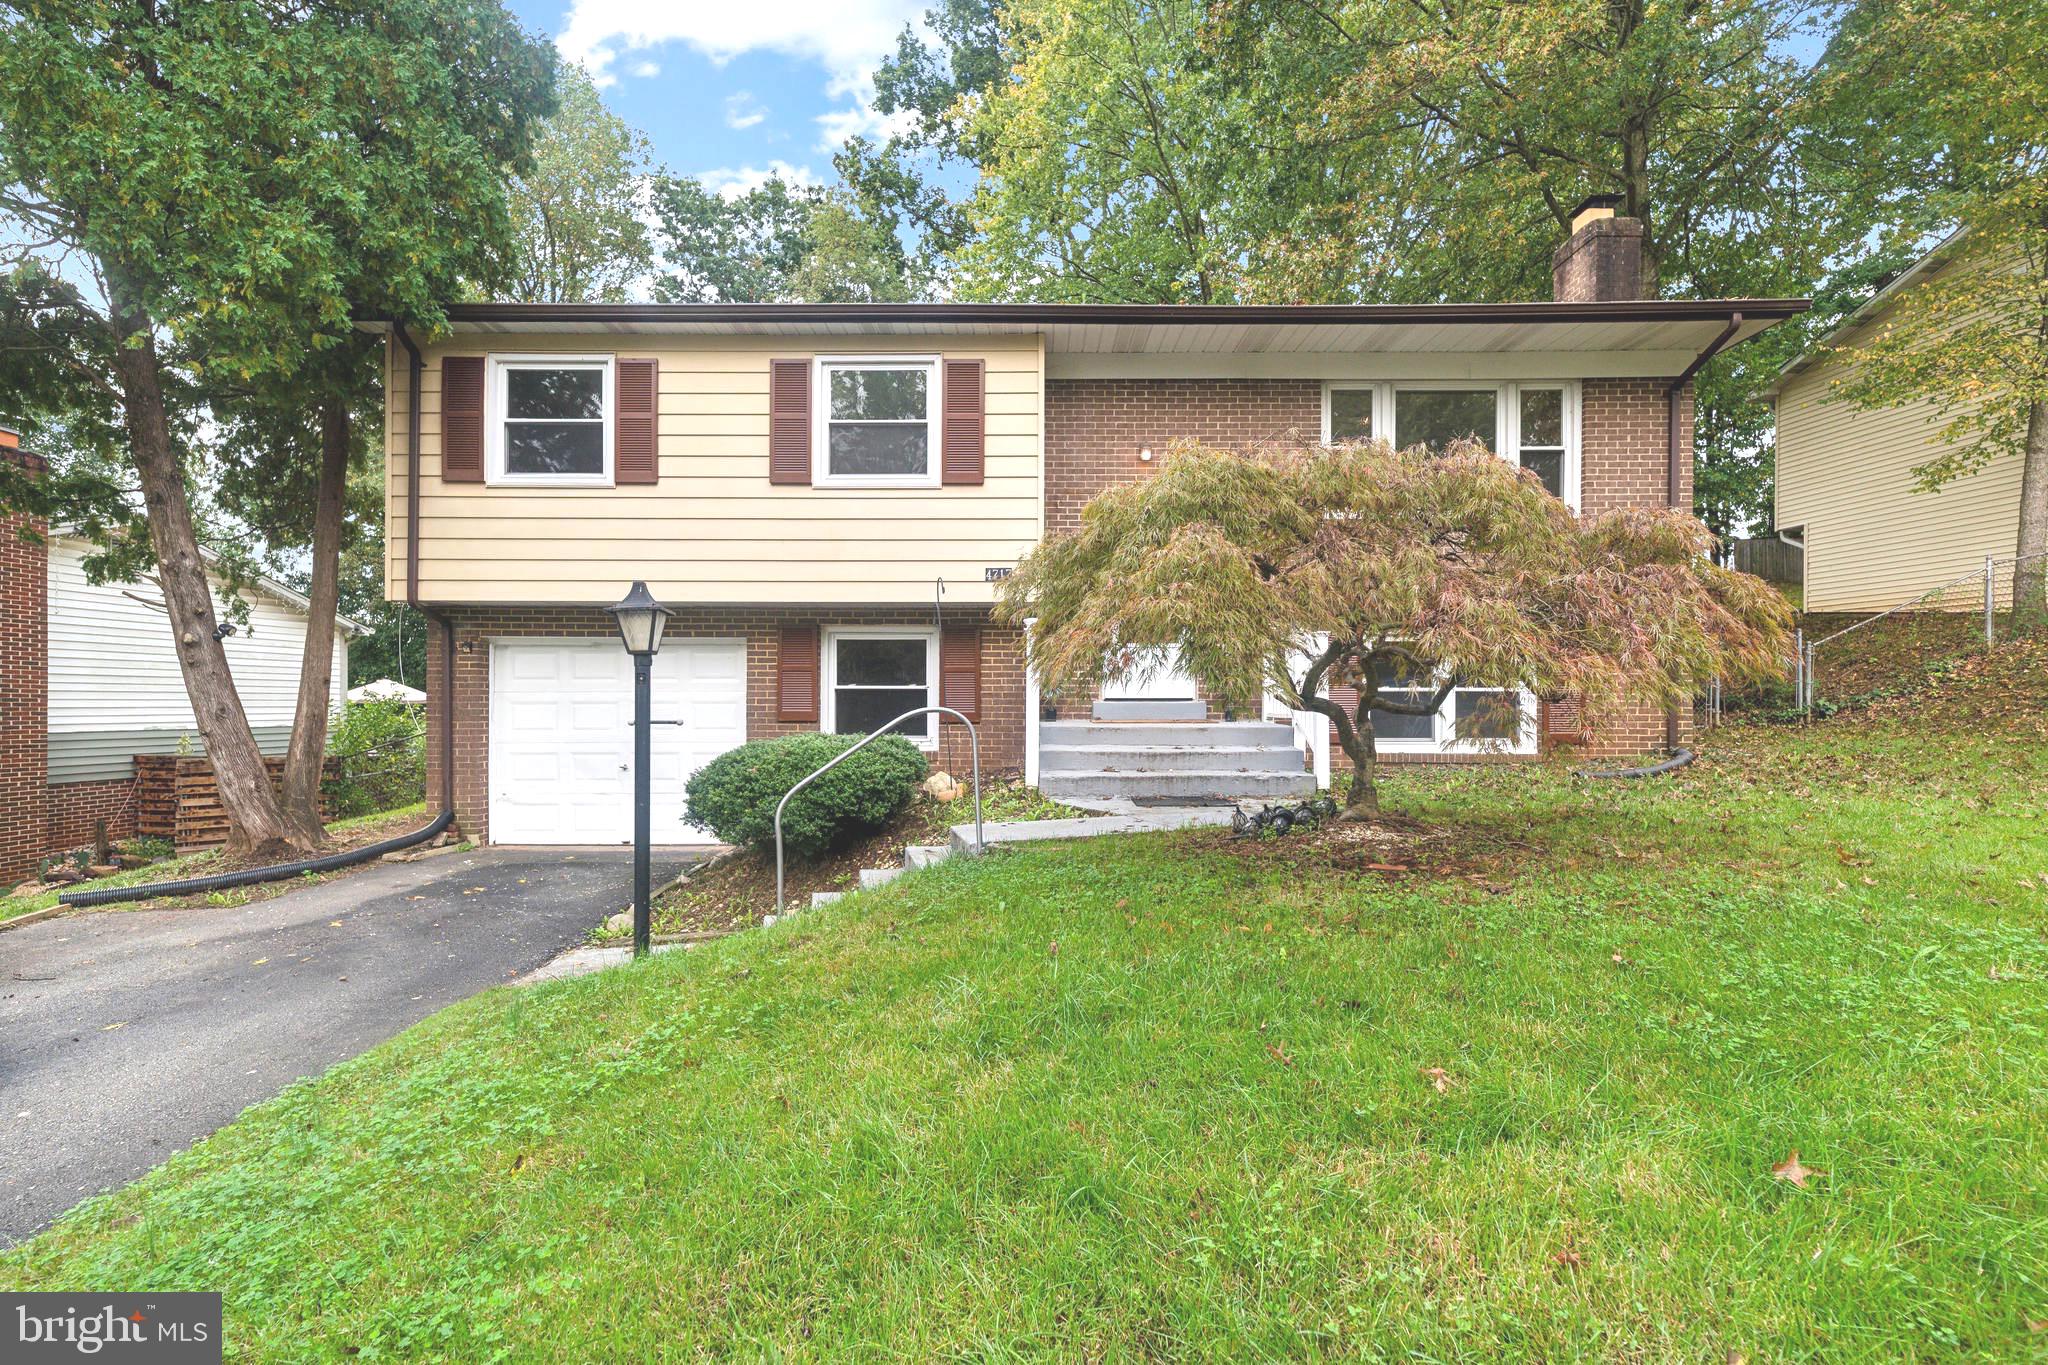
366;197;1805;846
1;437;356;882
1771;233;2027;612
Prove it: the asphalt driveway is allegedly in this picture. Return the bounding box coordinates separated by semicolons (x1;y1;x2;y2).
0;845;701;1246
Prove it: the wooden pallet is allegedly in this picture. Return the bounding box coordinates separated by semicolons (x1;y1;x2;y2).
133;754;334;850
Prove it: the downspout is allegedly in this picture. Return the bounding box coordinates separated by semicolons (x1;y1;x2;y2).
393;320;457;818
1664;311;1743;750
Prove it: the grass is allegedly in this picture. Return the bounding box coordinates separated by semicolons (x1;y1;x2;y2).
6;662;2047;1358
0;802;435;923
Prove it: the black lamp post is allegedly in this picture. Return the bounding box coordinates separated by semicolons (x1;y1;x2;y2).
605;581;672;958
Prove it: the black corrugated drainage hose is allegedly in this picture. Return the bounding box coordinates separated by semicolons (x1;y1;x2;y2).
1572;748;1697;781
60;809;455;909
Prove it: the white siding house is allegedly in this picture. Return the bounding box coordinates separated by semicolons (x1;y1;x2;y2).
45;536;353;784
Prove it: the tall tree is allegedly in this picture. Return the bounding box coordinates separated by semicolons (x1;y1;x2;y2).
652;178;915;303
499;64;655;303
0;0;554;856
1814;0;2048;630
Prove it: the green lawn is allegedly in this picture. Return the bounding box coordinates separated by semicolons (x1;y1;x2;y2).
7;666;2046;1359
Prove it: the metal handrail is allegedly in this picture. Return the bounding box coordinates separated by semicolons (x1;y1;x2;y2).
775;707;982;919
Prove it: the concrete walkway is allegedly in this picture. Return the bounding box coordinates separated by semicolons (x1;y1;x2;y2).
0;845;699;1246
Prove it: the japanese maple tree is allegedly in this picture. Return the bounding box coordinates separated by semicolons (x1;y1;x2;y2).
999;442;1791;815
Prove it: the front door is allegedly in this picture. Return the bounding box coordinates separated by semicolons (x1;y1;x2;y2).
1101;644;1197;701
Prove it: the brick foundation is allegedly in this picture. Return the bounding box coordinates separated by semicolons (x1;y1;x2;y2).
46;779;139;856
428;604;1025;844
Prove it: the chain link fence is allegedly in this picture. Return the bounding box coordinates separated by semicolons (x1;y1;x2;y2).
1787;551;2048;714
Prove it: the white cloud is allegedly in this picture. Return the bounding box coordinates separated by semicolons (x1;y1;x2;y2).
555;1;927;153
630;60;661;78
814;95;916;151
556;1;924;88
724;93;768;130
694;161;823;201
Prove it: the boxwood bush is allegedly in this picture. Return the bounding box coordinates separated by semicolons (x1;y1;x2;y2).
686;732;927;857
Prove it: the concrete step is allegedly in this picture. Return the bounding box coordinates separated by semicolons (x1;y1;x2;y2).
1040;769;1316;802
1040;720;1296;748
1090;699;1208;721
858;865;904;890
903;844;952;870
1039;743;1304;775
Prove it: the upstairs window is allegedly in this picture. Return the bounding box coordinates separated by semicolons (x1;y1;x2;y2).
1321;381;1579;510
489;356;612;485
817;358;940;487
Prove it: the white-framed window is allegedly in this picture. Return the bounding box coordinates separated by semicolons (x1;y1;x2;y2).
487;354;614;486
1320;381;1580;510
1348;652;1539;756
814;356;941;488
823;628;939;748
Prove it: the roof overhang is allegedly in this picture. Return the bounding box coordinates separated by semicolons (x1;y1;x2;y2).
360;299;1805;377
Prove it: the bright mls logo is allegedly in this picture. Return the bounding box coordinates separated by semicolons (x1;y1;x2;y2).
4;1294;220;1363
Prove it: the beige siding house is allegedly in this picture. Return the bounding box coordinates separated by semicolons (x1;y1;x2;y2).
1772;237;2027;613
366;201;1806;846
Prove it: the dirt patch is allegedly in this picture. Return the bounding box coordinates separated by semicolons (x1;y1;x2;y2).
1202;810;1536;889
648;779;1082;936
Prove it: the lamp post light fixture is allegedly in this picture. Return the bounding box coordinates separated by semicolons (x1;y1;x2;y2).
605;581;673;958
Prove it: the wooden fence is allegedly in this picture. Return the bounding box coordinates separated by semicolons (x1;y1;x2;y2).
135;754;334;850
1731;536;1803;585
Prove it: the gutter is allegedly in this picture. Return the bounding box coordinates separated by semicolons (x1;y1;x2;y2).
393;320;458;819
1663;310;1742;752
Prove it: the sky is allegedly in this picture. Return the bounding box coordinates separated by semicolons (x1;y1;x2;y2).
505;0;930;197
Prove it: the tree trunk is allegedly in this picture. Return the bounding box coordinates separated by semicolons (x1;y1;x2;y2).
1335;709;1380;819
106;299;312;861
279;399;352;843
2014;398;2048;637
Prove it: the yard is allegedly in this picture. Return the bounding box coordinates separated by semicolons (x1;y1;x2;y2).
5;644;2045;1359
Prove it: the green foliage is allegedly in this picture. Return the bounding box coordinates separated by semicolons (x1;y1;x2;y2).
324;701;428;819
685;733;928;857
652;178;916;303
499;64;655;303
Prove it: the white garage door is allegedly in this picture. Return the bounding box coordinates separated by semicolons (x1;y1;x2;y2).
489;639;747;845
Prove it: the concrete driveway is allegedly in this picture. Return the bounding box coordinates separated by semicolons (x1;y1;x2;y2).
0;844;701;1246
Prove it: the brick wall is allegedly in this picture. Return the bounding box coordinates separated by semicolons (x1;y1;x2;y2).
428;604;1024;844
1;466;49;885
47;779;139;855
1045;379;1321;537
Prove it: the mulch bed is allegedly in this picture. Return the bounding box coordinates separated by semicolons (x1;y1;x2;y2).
1202;809;1537;891
97;810;443;912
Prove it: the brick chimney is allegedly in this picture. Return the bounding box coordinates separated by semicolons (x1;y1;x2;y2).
1553;194;1648;302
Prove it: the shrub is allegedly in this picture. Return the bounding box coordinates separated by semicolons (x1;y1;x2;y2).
324;700;427;818
686;732;927;857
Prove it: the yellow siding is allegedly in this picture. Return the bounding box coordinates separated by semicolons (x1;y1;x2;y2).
1776;356;2022;613
385;333;1044;605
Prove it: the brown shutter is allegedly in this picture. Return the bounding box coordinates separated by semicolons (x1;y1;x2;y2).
777;625;820;723
440;356;485;482
615;357;658;484
769;358;811;485
941;358;984;486
940;626;981;723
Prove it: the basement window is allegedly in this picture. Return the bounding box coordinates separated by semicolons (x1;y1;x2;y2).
825;630;938;747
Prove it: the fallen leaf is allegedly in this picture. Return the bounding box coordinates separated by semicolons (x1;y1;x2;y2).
1266;1042;1294;1067
329;921;344;928
251;958;267;966
1771;1149;1822;1188
1611;951;1627;966
1421;1066;1454;1094
2026;1318;2047;1334
102;1021;126;1032
1364;862;1409;873
1552;1248;1583;1271
1048;940;1058;958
